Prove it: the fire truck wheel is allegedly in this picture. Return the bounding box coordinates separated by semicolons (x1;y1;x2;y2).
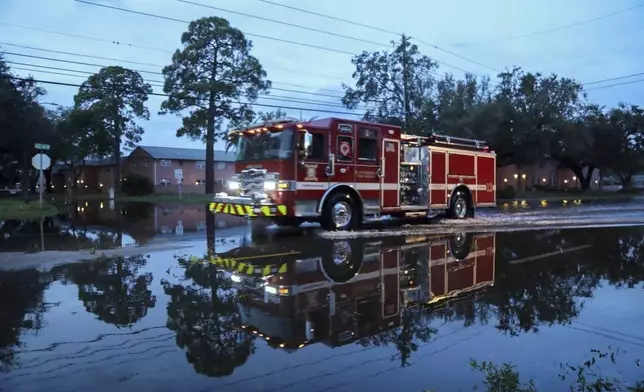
320;239;364;283
449;232;473;260
322;193;358;231
449;192;470;219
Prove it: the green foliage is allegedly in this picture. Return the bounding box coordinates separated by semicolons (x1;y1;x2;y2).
342;35;438;134
74;66;152;190
121;173;154;196
470;359;537;392
160;16;271;194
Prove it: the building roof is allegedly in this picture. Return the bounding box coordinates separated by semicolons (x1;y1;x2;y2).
135;146;236;162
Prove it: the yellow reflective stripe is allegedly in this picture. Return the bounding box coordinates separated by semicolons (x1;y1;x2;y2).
278;263;288;273
246;264;255;274
277;205;287;215
235;205;245;215
215;203;224;213
262;265;272;276
244;205;256;217
237;262;246;273
260;206;273;216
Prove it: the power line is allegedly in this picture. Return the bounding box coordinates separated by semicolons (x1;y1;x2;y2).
584;71;644;86
2;52;348;99
0;21;170;53
2;75;367;116
0;42;162;68
73;0;477;75
255;0;498;73
8;62;362;110
453;2;644;46
178;0;386;48
0;20;348;82
585;78;644;91
74;0;355;56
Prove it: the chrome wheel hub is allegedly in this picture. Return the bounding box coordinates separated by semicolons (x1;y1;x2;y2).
332;201;352;228
455;198;467;218
332;241;352;265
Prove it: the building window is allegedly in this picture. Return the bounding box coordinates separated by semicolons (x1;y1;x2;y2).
131;160;137;168
160;178;172;186
196;160;206;169
216;162;226;170
358;128;378;161
141;159;148;167
195;179;206;185
160;160;172;167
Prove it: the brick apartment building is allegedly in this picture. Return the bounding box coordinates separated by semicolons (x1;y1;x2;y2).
127;146;235;193
51;146;236;194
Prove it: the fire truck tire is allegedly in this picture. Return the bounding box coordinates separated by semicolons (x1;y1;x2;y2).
320;239;364;283
448;232;473;260
449;191;472;219
321;193;359;231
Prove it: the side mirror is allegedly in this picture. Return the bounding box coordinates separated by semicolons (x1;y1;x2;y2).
302;131;313;158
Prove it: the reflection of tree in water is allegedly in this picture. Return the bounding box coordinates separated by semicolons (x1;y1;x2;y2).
0;269;49;371
434;228;644;337
161;259;254;377
356;306;435;367
53;255;156;327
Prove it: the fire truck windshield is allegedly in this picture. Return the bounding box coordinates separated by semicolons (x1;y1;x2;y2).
235;128;294;162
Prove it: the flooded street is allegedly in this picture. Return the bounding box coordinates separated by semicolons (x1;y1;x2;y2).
1;202;644;391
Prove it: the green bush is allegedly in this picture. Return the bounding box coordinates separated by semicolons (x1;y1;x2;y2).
497;185;516;200
121;173;154;196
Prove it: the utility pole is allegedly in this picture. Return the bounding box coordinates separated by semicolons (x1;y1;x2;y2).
401;34;411;131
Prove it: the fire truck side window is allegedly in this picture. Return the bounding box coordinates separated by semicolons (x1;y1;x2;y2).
358;128;378;161
308;133;325;161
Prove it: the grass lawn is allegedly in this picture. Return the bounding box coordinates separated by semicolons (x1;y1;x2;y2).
0;199;59;220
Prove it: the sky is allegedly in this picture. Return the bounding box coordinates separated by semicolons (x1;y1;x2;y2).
1;0;643;152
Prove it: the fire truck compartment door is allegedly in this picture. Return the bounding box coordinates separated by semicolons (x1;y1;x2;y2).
381;139;400;208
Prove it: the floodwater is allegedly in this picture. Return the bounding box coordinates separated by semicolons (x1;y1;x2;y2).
1;202;643;391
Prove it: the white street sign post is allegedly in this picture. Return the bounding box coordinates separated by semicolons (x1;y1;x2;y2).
175;169;183;200
32;153;51;208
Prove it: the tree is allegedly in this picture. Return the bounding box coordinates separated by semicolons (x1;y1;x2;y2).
51;107;112;191
600;103;644;187
342;35;439;134
74;66;152;191
160;17;271;194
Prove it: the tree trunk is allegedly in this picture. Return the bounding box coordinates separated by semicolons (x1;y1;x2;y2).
575;166;595;191
21;148;29;201
619;174;632;188
113;138;121;192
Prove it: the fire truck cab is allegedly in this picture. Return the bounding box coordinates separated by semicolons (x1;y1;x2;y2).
211;117;496;230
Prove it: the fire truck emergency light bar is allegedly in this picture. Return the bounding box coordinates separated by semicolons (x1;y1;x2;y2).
229;118;300;134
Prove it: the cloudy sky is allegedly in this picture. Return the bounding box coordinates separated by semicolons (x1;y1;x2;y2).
1;0;643;151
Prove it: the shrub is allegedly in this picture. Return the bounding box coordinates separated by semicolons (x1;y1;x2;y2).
121;173;154;196
497;185;516;200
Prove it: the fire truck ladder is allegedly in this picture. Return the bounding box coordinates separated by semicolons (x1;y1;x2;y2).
427;133;489;151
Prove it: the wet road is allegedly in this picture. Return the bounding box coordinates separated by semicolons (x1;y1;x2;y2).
1;203;643;391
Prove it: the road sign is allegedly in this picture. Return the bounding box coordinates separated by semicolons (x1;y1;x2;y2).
174;169;183;179
32;153;51;170
34;143;50;151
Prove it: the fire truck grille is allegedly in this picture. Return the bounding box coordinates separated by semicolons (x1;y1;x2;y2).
239;168;267;196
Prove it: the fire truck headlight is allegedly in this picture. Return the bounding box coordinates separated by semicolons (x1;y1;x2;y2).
228;181;239;190
231;274;242;283
264;181;276;191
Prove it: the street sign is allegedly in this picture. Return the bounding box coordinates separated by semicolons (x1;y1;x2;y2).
32;153;51;170
174;169;183;180
34;143;50;151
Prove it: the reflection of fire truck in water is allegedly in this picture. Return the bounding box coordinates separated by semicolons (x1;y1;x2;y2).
214;232;495;350
211;117;496;230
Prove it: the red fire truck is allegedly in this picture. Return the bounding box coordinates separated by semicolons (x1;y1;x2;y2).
211;117;496;230
214;232;496;349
